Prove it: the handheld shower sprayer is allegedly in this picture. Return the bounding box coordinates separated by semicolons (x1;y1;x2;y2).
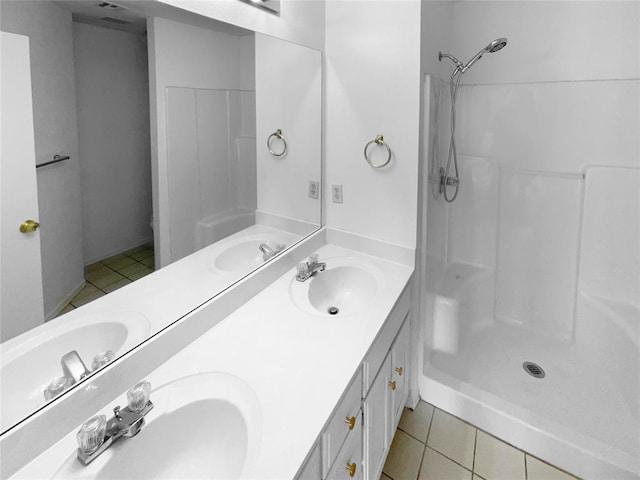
436;38;508;203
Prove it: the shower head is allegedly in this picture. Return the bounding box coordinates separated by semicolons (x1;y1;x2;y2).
460;37;508;73
439;38;508;74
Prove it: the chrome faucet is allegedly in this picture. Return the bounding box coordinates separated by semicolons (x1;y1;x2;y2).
295;253;326;282
76;381;153;466
61;350;91;383
259;242;286;261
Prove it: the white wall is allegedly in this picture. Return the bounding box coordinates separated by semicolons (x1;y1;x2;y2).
428;1;640;341
325;0;422;249
255;33;322;225
73;23;153;264
0;0;84;318
148;17;253;265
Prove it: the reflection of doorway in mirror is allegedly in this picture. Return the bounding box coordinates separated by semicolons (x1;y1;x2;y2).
0;1;153;339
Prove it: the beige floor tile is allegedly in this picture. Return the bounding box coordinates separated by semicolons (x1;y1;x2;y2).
426;409;476;470
106;256;137;271
118;262;148;278
526;455;578;480
381;475;393;480
101;277;132;294
130;248;154;261
86;265;114;283
383;429;425;480
419;447;472;480
74;283;100;300
474;431;525;480
399;401;434;443
473;476;486;480
71;289;105;307
85;261;105;273
90;270;126;289
127;267;153;281
141;256;155;268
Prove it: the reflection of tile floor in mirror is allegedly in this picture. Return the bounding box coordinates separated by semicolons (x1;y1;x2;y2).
56;245;155;317
384;401;581;480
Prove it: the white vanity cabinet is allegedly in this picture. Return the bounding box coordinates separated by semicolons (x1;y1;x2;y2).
363;316;410;480
295;285;411;480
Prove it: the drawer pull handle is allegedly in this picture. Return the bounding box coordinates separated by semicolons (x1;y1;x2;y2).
389;380;397;391
346;462;357;477
395;366;404;376
345;415;356;430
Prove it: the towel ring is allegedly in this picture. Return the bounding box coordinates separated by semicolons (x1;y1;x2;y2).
364;134;392;168
267;129;287;157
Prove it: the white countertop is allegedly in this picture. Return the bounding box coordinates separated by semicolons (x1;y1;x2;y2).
13;242;412;479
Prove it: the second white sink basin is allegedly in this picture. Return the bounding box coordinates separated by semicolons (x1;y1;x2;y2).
289;257;380;317
52;372;262;480
1;312;150;432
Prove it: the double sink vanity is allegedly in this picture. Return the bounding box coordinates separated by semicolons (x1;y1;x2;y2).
3;229;414;479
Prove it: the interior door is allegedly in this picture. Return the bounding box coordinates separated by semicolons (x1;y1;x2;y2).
1;31;45;342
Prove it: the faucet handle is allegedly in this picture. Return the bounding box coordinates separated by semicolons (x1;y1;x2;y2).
91;350;115;371
297;262;309;278
309;253;319;264
77;415;107;454
43;376;73;401
127;381;151;413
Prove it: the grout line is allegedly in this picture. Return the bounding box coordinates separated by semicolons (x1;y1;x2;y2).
415;441;427;480
424;405;436;444
397;426;428;446
472;428;478;473
524;452;528;480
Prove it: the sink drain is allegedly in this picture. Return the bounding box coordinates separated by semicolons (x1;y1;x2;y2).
327;306;339;315
522;361;545;379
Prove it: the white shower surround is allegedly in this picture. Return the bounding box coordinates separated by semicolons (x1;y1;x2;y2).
419;65;639;478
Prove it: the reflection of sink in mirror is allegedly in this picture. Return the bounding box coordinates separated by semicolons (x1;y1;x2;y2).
53;372;262;480
289;257;381;317
208;225;301;275
0;313;150;432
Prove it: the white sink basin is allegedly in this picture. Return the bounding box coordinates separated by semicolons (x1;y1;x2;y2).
0;312;150;432
209;235;288;274
53;372;262;479
289;257;380;317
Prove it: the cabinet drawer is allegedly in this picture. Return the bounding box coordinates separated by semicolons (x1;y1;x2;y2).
322;368;363;478
362;285;410;396
326;410;363;480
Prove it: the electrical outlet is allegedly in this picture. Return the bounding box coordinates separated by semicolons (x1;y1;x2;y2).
332;184;343;204
308;180;319;199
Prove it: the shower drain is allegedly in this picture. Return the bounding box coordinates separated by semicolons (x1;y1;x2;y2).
522;361;545;379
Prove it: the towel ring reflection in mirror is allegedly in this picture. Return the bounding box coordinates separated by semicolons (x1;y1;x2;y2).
364;134;392;168
267;129;287;157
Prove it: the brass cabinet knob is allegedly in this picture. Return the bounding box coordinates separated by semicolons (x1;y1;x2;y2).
345;415;356;430
345;462;357;478
389;380;397;391
19;219;40;233
395;366;404;376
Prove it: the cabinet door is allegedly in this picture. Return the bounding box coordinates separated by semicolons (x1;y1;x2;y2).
390;317;410;429
363;353;392;480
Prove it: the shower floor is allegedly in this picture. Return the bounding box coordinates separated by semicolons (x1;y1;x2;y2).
422;321;639;478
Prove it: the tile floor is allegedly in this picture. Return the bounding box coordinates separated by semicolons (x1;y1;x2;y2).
383;401;581;480
57;245;155;316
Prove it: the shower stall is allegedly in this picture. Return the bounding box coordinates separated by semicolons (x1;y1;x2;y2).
417;3;640;478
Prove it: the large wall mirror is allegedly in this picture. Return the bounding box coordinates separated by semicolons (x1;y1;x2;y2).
0;0;322;434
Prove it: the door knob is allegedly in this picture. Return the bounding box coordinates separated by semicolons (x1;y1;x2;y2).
19;220;40;233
